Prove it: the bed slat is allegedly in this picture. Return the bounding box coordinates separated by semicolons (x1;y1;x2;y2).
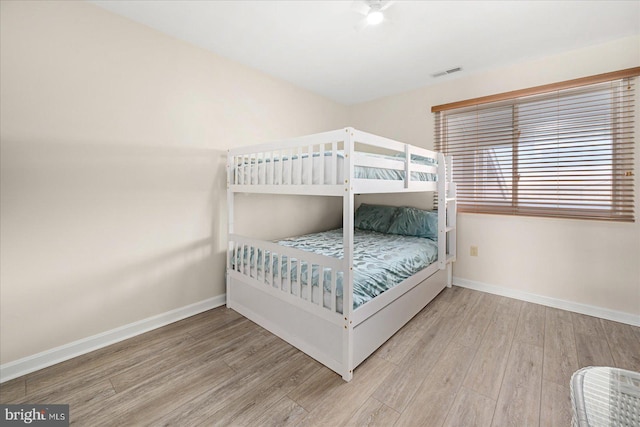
331;141;337;185
319;144;325;185
306;145;313;185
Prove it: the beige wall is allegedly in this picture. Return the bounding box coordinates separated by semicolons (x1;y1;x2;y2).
0;1;346;364
350;36;640;318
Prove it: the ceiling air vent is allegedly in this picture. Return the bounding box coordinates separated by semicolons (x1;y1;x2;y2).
431;67;462;78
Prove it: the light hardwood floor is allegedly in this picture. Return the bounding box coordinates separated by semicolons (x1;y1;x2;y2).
1;286;639;426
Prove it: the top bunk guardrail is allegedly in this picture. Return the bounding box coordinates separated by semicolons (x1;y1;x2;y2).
227;128;441;195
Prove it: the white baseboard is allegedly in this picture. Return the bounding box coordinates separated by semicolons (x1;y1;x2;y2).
0;295;226;383
453;277;639;327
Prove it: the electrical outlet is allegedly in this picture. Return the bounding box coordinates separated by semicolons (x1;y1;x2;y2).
470;246;478;257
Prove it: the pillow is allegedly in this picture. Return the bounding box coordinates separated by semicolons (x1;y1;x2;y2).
354;203;398;233
387;206;438;240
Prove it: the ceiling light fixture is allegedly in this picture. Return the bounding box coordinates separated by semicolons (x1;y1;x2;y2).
352;0;393;31
366;7;384;25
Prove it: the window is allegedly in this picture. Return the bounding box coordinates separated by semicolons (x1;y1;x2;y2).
434;71;637;221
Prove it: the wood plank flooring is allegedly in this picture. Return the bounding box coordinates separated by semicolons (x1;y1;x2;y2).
1;286;639;426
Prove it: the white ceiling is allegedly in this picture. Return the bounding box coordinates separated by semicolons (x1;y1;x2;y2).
90;0;640;105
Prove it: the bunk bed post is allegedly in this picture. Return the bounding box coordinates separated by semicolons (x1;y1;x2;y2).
226;151;235;307
342;127;355;382
437;153;447;270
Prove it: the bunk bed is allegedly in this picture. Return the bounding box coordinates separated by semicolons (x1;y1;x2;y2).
226;128;457;381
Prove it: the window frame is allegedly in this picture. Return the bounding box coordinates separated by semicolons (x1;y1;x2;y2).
432;68;638;222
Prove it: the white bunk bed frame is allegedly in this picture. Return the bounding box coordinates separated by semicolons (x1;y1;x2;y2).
226;128;456;381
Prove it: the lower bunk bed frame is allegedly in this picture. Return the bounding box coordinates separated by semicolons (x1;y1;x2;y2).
226;128;456;381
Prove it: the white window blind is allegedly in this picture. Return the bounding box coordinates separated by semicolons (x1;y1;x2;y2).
434;75;636;222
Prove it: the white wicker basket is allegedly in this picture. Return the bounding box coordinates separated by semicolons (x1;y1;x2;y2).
571;366;640;427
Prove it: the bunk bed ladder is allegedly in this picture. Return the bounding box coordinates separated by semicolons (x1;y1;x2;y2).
437;155;457;285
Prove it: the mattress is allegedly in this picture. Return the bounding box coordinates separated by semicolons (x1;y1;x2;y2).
233;151;436;185
232;228;439;312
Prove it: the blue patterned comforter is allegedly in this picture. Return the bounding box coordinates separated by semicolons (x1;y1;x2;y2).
233;228;438;312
